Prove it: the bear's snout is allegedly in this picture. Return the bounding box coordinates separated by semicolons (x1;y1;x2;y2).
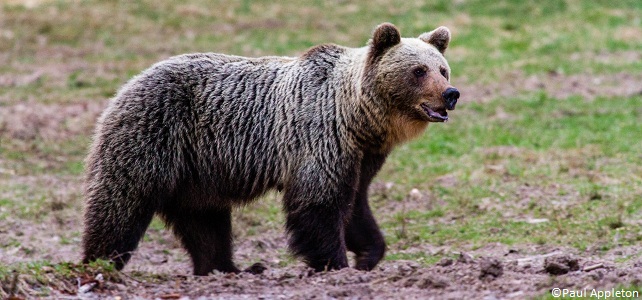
442;87;460;110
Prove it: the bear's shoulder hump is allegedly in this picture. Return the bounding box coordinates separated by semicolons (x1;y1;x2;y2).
301;44;346;61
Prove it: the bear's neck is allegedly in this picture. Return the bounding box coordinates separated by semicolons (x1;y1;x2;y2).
335;47;398;154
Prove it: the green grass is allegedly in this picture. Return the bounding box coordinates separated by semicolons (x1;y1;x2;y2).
1;0;641;92
380;93;642;257
0;260;119;297
385;252;449;266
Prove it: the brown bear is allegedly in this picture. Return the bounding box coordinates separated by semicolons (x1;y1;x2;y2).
82;23;460;275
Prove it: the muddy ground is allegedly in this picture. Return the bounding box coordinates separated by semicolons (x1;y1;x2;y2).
67;245;642;299
1;71;642;299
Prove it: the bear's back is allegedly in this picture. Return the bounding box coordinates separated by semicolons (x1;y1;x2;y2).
99;47;356;204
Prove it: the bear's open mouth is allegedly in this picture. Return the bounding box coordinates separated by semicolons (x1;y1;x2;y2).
420;103;448;122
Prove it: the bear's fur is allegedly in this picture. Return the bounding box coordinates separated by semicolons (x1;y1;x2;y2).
82;23;460;275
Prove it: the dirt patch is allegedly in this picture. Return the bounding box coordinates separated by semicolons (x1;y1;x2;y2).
0;101;105;141
544;254;580;275
11;247;636;299
2;173;640;300
479;257;504;280
0;174;84;266
3;188;641;300
457;71;642;104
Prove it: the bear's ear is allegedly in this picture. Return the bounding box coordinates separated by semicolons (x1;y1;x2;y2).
370;23;401;58
419;26;450;54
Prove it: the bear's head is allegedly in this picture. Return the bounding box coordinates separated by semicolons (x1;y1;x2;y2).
365;23;460;148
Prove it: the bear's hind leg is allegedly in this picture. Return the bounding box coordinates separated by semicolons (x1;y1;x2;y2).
164;207;239;275
83;194;155;270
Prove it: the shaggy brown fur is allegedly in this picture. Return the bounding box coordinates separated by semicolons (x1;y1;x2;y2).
82;23;460;275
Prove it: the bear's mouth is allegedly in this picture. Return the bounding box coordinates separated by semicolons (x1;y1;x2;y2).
420;103;448;122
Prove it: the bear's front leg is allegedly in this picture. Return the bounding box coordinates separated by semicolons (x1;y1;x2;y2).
345;191;386;270
283;162;357;272
346;152;387;270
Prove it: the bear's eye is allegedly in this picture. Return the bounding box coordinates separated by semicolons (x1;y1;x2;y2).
440;66;449;80
413;67;426;78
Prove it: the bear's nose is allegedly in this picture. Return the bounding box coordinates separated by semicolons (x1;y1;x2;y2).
442;87;460;110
